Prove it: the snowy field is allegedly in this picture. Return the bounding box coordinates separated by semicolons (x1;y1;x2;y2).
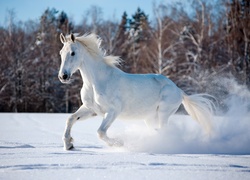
0;113;250;180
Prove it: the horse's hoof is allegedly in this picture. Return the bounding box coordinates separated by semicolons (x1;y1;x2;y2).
114;141;124;147
64;144;74;151
68;145;74;150
108;139;124;147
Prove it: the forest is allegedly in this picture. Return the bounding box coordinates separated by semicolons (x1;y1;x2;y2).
0;0;249;113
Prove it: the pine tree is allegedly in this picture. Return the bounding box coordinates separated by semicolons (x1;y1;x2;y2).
129;7;149;42
127;8;151;73
57;11;74;34
112;12;130;72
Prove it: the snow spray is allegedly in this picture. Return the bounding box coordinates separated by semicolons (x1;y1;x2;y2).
112;77;250;154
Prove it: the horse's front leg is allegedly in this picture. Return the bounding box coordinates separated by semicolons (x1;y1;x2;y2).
63;105;95;150
97;111;123;147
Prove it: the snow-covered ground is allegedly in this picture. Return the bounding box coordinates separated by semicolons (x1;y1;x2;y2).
0;113;250;180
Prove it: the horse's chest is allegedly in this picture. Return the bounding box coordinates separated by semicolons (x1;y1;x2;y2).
81;88;108;115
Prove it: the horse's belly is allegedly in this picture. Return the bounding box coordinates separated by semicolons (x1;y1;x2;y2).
118;106;157;120
118;95;159;120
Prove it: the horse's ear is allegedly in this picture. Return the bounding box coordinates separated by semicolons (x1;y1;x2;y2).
60;33;66;43
70;33;75;42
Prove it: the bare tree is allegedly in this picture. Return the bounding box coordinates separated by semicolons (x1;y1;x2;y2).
226;0;250;86
85;5;103;33
148;3;181;75
174;0;226;93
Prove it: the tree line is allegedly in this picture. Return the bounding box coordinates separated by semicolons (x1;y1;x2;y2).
0;0;249;112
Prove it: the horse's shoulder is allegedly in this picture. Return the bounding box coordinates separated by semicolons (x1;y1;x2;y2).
81;85;93;97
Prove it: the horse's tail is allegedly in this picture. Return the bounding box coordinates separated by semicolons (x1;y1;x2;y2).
181;92;215;135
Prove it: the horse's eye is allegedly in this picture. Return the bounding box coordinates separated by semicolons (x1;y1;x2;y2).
71;51;75;56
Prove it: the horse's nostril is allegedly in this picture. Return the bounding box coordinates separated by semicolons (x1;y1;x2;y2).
62;74;68;80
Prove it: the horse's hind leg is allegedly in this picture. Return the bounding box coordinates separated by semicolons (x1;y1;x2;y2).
158;103;180;129
158;89;182;129
63;105;95;150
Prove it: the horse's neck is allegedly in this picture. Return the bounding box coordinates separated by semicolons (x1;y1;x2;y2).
79;56;114;87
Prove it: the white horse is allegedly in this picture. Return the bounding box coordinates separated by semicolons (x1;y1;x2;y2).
58;33;215;150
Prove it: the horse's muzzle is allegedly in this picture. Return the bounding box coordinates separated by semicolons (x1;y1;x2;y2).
58;73;71;83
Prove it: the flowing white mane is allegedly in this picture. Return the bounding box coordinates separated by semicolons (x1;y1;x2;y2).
65;33;121;67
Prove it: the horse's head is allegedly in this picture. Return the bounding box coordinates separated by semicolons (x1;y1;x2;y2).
58;33;81;83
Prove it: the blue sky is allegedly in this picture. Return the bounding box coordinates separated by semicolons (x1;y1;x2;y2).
0;0;182;26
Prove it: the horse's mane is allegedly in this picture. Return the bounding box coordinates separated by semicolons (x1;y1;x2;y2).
65;33;121;67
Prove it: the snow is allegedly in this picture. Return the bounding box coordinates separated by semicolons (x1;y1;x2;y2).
0;113;250;180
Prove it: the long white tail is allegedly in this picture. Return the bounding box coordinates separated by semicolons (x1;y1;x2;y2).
182;93;215;135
